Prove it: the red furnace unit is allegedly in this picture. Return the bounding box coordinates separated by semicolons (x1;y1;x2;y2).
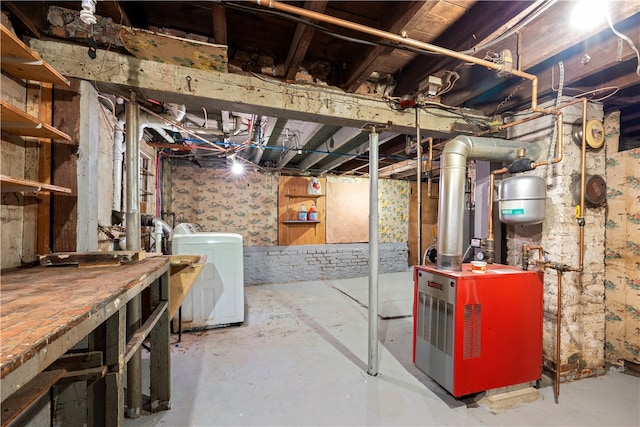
413;263;543;397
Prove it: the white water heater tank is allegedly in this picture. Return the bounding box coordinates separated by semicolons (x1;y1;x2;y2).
498;175;546;225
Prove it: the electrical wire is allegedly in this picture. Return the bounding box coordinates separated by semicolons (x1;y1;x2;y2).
460;0;558;55
607;8;640;77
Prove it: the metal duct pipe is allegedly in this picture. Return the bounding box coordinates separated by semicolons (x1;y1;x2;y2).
436;135;542;271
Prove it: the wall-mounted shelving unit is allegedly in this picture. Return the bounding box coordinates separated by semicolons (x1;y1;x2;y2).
278;177;327;245
0;23;72;195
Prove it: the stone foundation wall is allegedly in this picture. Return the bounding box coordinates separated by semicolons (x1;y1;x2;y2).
506;99;606;380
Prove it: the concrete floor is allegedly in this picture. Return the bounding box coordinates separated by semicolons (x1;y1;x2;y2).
127;276;640;426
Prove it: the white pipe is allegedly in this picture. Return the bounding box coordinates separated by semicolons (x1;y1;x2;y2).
154;222;163;253
113;106;184;212
112;118;125;211
368;128;379;377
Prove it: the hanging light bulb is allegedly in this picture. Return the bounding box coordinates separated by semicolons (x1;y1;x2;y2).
231;160;244;175
80;0;98;25
571;0;608;29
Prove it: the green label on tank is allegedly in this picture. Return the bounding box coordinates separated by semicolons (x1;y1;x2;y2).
501;208;525;215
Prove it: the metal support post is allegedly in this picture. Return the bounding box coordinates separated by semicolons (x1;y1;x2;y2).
367;127;379;376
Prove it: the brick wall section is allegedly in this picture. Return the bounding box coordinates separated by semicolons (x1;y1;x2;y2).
244;243;409;285
506;99;606;380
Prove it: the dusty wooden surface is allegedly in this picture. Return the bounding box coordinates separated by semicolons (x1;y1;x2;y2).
0;257;169;381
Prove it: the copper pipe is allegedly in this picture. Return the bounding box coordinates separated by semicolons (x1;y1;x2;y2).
255;0;540;105
578;100;587;271
556;271;563;403
426;137;434;198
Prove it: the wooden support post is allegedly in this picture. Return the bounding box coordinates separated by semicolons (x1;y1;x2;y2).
149;270;171;411
104;307;126;427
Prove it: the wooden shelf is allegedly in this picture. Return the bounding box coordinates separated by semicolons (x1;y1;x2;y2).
0;99;71;141
1;174;72;194
282;220;321;224
286;194;324;198
0;24;70;86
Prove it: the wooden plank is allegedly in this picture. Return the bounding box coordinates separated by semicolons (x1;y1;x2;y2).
0;174;71;194
37;82;53;255
0;99;71;141
52;78;80;252
38;250;146;266
31;38;468;136
325;180;368;244
124;301;167;363
118;27;228;73
1;369;65;427
57;366;107;384
169;256;205;319
46;352;103;372
149;271;170;412
104;308;126;427
0;24;69;86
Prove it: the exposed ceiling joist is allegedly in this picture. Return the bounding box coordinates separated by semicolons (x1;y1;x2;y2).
211;3;227;45
284;1;327;81
275;121;325;169
341;1;428;92
319;131;398;174
297;127;364;171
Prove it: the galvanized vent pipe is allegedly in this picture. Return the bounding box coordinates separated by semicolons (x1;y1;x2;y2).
436;136;541;271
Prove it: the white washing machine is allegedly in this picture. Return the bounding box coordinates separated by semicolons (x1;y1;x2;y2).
171;223;244;330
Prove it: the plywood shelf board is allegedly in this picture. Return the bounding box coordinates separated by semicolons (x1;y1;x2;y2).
0;100;72;141
282;220;321;224
0;24;70;86
0;175;72;194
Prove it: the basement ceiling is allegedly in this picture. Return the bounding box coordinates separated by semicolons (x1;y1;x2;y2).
3;0;639;178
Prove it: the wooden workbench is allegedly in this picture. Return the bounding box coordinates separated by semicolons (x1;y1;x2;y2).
0;256;171;426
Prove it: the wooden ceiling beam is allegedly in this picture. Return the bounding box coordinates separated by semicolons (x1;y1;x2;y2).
284;1;327;81
212;3;227;45
341;1;428;93
393;1;531;95
2;1;42;37
98;0;131;27
451;13;640;113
